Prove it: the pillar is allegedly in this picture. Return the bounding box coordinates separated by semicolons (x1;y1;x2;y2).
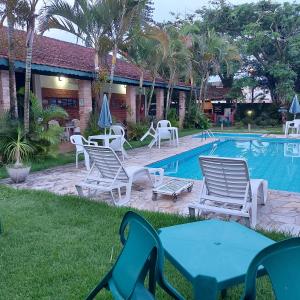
156;88;164;120
78;80;92;132
0;70;10;113
32;74;42;104
126;85;136;123
179;91;186;128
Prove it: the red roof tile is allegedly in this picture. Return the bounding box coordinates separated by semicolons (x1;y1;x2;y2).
0;27;167;84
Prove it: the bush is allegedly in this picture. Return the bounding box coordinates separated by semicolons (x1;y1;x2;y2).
0;90;68;162
184;105;210;129
127;122;148;141
167;108;179;128
84;112;101;137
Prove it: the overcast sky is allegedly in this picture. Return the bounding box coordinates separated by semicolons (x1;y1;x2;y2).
42;0;288;43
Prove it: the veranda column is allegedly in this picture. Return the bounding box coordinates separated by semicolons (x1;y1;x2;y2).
0;70;10;113
126;85;136;124
78;80;92;132
156;88;164;120
179;91;186;128
32;74;42;104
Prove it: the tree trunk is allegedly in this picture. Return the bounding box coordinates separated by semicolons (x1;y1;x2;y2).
146;77;156;116
137;71;144;123
7;14;18;119
24;25;35;134
108;44;118;102
199;71;210;111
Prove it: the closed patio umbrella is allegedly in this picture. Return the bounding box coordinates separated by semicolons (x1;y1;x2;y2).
98;94;112;134
289;94;300;120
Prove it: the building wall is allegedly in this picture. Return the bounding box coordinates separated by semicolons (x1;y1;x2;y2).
42;88;79;121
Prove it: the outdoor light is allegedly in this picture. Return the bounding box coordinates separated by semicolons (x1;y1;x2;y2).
247;110;253;117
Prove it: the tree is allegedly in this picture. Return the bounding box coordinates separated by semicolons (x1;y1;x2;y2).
21;0;40;134
41;0;111;110
0;0;24;119
196;0;300;105
101;0;148;102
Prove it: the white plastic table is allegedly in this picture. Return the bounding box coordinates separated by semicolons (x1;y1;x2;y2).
152;178;193;201
88;134;121;147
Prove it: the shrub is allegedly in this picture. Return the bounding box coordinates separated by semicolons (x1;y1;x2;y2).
184;105;210;129
167;108;179;128
84;112;101;137
127;122;148;141
0;91;68;162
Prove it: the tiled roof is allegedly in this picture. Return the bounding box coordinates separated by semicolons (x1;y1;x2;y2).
0;27;169;85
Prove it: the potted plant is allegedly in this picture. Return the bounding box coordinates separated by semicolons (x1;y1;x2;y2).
5;128;34;183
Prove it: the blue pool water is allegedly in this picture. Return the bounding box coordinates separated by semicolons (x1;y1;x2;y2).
149;137;300;193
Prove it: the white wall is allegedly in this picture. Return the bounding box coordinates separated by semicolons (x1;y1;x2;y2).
40;75;79;90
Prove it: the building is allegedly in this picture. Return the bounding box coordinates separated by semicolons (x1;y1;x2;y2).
0;27;189;131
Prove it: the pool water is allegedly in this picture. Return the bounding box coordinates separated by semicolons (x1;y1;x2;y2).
149;138;300;193
194;132;263;139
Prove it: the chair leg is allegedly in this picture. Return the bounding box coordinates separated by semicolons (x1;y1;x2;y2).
76;152;78;168
75;185;84;197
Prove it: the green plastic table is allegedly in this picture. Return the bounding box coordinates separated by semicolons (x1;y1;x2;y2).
159;220;274;299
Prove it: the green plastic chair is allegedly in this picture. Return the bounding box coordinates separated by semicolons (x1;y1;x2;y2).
242;237;300;300
86;211;183;300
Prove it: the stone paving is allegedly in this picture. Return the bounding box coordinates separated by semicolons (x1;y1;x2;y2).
2;134;300;235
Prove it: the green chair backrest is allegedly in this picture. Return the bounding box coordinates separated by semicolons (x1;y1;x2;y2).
242;238;300;300
109;211;164;299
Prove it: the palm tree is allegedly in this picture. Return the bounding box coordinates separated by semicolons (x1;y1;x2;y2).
40;0;111;109
0;0;23;119
22;0;40;134
124;26;167;119
101;0;148;102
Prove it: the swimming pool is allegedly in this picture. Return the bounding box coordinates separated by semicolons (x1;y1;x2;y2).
149;136;300;193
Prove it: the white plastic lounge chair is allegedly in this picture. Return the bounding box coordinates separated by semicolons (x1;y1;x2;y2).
75;145;164;206
189;156;268;228
70;135;97;170
109;125;131;160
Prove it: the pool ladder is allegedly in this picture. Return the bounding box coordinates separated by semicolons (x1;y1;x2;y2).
209;143;218;155
201;130;215;140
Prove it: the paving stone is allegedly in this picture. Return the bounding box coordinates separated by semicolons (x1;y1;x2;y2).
1;135;300;235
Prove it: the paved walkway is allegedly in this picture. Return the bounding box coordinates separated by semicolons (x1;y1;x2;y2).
2;134;300;235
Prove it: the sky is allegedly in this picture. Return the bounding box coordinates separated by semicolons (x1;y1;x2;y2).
41;0;288;43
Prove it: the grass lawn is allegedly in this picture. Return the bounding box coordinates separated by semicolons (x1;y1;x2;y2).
0;129;202;180
0;152;77;179
0;186;287;299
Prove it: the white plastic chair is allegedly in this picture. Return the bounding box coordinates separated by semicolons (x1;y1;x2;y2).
285;119;300;136
70;135;97;170
157;120;172;148
72;119;81;133
75;145;164;206
189;156;268;228
109;125;131;160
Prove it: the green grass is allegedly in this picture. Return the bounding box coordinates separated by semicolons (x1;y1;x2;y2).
0;152;78;179
125;128;203;150
0;186;288;299
212;125;283;134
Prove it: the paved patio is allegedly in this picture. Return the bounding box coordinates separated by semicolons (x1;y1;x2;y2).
2;134;300;235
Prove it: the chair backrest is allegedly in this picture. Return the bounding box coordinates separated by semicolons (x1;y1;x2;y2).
70;135;85;152
157;120;171;128
199;156;251;200
242;238;300;300
110;125;125;137
72;119;80;127
48;119;59;126
84;145;129;182
109;211;165;299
